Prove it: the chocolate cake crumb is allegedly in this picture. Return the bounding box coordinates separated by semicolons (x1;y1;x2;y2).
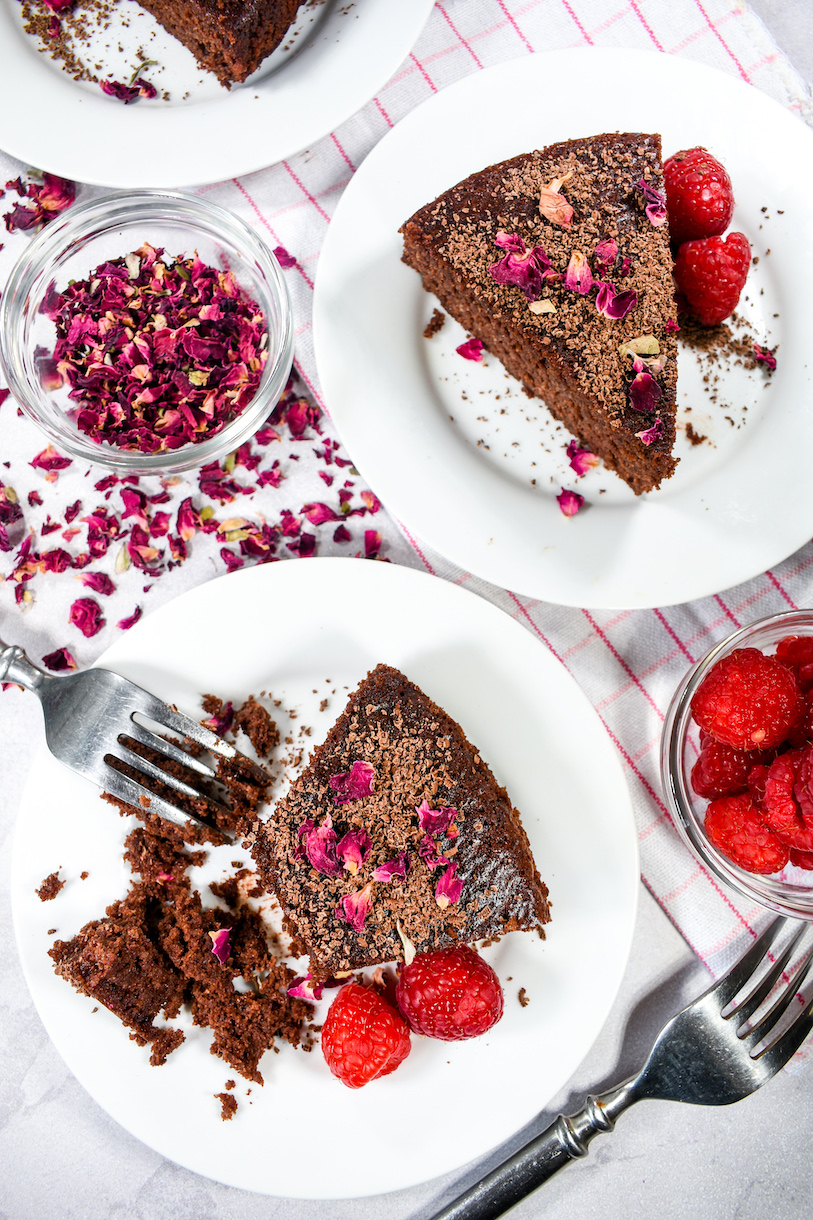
210;877;241;908
36;872;64;901
216;1092;238;1121
233;696;280;757
423;308;446;338
685;422;707;447
518;987;529;1008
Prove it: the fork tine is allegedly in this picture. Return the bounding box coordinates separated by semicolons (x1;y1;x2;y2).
758;989;813;1074
743;941;813;1049
729;922;808;1026
112;742;230;814
129;688;241;759
122;720;218;780
99;762;211;831
711;917;788;1008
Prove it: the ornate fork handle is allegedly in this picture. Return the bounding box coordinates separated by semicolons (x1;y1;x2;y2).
0;639;48;691
431;1080;638;1220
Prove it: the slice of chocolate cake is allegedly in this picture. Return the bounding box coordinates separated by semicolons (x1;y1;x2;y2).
136;0;304;88
400;133;679;495
251;664;550;979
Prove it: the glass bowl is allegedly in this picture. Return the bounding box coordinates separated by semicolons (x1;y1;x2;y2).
0;190;293;475
661;608;813;921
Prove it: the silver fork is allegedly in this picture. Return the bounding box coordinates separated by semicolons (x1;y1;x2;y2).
431;916;813;1220
1;636;264;832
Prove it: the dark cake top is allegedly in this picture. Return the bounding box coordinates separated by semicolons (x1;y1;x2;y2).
403;133;678;433
252;664;550;977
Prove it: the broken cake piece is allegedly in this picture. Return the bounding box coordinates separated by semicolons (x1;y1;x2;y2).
251;664;550;980
399;132;679;495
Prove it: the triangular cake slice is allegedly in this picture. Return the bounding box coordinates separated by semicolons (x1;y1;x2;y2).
251;664;550;979
400;132;679;495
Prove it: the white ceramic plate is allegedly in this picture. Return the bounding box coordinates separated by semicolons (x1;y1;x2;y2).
313;49;813;609
0;0;434;187
11;557;638;1198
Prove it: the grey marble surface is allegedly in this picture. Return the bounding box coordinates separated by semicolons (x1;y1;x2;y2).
4;6;813;1219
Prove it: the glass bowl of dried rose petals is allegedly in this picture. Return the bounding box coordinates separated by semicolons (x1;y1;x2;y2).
0;190;293;474
661;609;813;921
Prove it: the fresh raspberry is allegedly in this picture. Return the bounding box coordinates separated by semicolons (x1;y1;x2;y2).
663;147;735;245
776;636;813;692
690;647;803;750
395;945;503;1041
747;762;772;806
321;981;411;1088
790;849;813;871
704;792;789;875
673;232;751;326
690;737;767;800
760;749;813;851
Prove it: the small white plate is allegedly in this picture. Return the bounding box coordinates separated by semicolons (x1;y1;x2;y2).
313;48;813;609
0;0;434;187
11;557;638;1198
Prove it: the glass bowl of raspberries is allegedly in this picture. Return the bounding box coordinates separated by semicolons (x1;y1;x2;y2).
0;190;294;475
661;610;813;920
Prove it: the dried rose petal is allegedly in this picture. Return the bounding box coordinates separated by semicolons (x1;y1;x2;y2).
566;439;600;477
538;174;574;226
435;863;463;909
754;344;777;371
100;75;157;104
636;178;668;226
209;927;231;964
202;700;233;735
117;606;142;631
337;828;372;876
619;335;660;360
418;835;449;870
30;444;71;474
372;853;410;882
594;238;619;267
273;246;297;268
595;282;637;320
456;337;484;362
415;798;458;836
636;419;664;446
556;489;584;518
78;571;115;596
563;250;593;295
329;760;375;805
287;973;324;1001
665;317;680;333
43;0;73;12
42;646;77;671
334;883;373;933
489;232;556;301
301;815;343;876
68;596;104;637
629;370;663;413
3;173;75;233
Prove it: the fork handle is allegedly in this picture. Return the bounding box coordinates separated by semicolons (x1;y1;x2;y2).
429;1084;636;1220
0;639;45;691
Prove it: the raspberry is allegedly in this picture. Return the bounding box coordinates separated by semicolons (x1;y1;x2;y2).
760;749;813;852
321;981;411;1088
776;636;813;692
704;793;789;875
395;945;503;1041
673;232;751;326
690;647;803;750
690;737;765;800
663;147;735;245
